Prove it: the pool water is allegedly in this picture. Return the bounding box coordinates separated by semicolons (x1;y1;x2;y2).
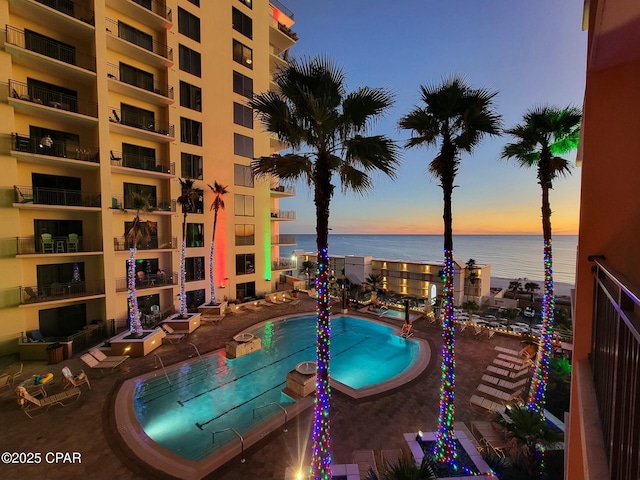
133;315;420;461
372;307;421;322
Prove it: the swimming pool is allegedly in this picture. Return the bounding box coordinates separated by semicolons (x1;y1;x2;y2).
115;314;429;479
372;307;422;322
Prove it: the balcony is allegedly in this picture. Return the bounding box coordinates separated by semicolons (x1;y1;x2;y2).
271;235;296;245
269;44;289;74
589;258;640;480
105;0;172;30
105;18;173;68
270;184;296;197
115;271;177;292
5;25;96;80
14;185;101;210
9;80;98;125
268;14;297;52
109;107;175;142
11;133;99;168
113;236;177;251
270;0;294;20
19;279;105;305
106;63;174;105
110;194;175;213
110;151;175;177
16;235;102;255
272;259;293;271
8;0;95;38
270;210;296;221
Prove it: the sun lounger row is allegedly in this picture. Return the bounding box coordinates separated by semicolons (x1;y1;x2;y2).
486;364;530;379
494;346;520;356
482;374;528;391
493;358;529;372
453;422;484;453
496;353;527;365
470;394;506;414
16;385;81;417
353;449;378;478
80;349;129;373
477;383;523;402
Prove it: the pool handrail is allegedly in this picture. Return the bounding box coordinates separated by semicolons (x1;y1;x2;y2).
153;354;171;387
189;343;207;370
253;402;289;432
212;427;245;463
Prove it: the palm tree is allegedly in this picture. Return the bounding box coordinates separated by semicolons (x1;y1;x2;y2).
508;278;523;297
502;105;581;414
465;258;479;300
299;260;317;290
523;281;540;303
207;181;228;305
399;76;501;465
365;273;383;292
500;307;519;331
461;300;479;316
176;178;199;317
250;55;400;480
124;192;156;334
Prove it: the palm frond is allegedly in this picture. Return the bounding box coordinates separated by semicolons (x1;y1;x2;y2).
338;163;371;194
251;154;313;183
344;135;400;178
342;86;394;132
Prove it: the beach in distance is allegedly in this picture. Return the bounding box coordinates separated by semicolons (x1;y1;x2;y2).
282;234;578;291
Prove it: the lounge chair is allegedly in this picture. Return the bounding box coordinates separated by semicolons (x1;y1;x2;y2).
401;323;414;338
380;448;404;469
80;353;126;373
497;353;527;365
11;363;23;384
61;366;91;390
477;384;523;402
495;346;520;356
160;324;185;344
15;386;81;417
0;374;11;394
353;449;378;479
290;299;301;306
469;394;506;414
452;422;484;453
90;349;129;364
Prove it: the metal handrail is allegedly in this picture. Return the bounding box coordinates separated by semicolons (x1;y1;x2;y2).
16;235;102;255
131;0;172;21
115;272;178;292
154;354;171;386
10;79;98;118
105;18;173;61
189;343;207;370
111;194;175;212
109;150;174;175
109;106;174;138
106;63;173;99
112;236;177;251
14;185;101;207
11;133;99;163
211;428;245;463
34;0;95;26
253;402;289;432
19;280;105;305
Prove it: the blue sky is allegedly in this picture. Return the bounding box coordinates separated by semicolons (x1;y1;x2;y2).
275;0;587;235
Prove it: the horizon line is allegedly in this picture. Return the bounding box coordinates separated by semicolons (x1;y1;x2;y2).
289;232;579;236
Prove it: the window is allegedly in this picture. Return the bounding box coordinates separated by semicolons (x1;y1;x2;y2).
236;281;255;301
186;223;204;247
233;71;253;98
120;63;154;92
234;163;254;187
233;133;253;158
233;102;253;129
232;39;253;69
236;253;255;275
178;7;201;42
235;225;254;246
238;0;252;9
181;186;204;214
234;194;254;216
180;81;201;111
186;0;199;6
179;44;201;77
185;257;205;281
181;153;203;179
118;22;153;52
181;117;202;146
36;262;85;292
124;182;157;208
121;104;155;130
232;7;252;39
186;289;205;310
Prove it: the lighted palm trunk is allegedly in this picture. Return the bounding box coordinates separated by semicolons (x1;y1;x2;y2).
178;238;187;316
209;241;216;304
127;248;143;334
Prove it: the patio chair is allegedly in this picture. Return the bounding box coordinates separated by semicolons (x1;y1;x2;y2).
160;324;185;344
90;349;129;364
67;233;79;252
469;394;506;414
80;353;126;374
11;363;23;385
41;233;54;253
61;366;91;390
0;374;11;394
15;385;81;417
353;450;378;479
380;448;404;469
24;286;39;302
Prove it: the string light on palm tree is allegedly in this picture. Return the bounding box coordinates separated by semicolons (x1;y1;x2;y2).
177;178;200;318
207;181;228;305
250;55;400;480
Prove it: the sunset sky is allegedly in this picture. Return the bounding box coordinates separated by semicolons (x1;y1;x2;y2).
275;0;587;235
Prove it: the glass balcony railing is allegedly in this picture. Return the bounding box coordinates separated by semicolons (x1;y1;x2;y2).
270;184;296;195
20;279;104;304
106;63;173;99
110;194;175;212
10;79;98;118
112;236;177;251
271;235;296;244
130;0;172;22
272;259;293;270
34;0;95;26
11;133;99;163
14;185;101;207
109;107;174;138
16;235;102;255
270;0;294;19
270;210;296;220
115;271;177;292
105;18;172;61
6;25;97;72
109;151;174;175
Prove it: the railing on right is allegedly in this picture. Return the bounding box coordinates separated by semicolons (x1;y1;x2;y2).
590;257;640;480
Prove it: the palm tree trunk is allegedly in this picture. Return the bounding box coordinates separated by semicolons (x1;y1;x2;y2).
179;214;188;317
310;156;334;480
209;209;219;304
527;180;554;413
128;248;143;334
434;170;457;463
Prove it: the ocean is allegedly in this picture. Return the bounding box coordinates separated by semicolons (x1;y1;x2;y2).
281;234;577;285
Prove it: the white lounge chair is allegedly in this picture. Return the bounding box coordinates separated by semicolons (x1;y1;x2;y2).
160;324;185;344
477;384;523;402
469;394;506;414
61;366;91;390
16;385;81;417
495;346;520;356
80;353;125;373
90;349;129;364
353;449;378;479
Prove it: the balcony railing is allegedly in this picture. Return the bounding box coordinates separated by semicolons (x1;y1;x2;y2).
17;235;102;255
590;258;640;480
109;107;174;138
272;259;293;270
113;236;177;251
14;185;101;207
20;279;104;305
106;63;173;99
105;18;173;61
34;0;95;26
270;184;296;195
270;210;296;220
110;194;175;212
109;151;174;175
131;0;172;22
271;235;296;245
115;271;177;292
270;0;294;19
11;133;99;163
6;25;97;72
10;79;98;118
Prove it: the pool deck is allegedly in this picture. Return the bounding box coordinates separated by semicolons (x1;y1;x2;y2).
0;296;529;480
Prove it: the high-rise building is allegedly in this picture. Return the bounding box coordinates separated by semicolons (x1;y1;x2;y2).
566;1;640;479
0;0;297;356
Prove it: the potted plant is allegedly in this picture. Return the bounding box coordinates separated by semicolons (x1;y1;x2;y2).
290;288;300;298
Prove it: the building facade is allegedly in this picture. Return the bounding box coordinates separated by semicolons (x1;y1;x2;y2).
0;0;297;355
566;1;640;479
